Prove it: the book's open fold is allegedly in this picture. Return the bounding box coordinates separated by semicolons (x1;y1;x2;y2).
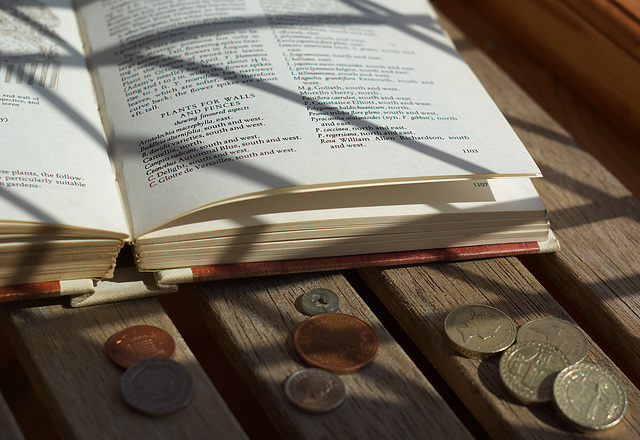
134;178;549;270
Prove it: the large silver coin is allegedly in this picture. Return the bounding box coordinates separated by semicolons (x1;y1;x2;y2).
499;341;570;404
517;317;588;364
121;358;194;416
553;363;626;430
284;368;345;413
444;304;516;359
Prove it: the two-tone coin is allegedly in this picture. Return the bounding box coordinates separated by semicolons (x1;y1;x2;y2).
553;363;626;430
444;304;516;359
517;317;588;364
284;368;345;413
499;341;571;404
121;358;194;416
294;313;378;374
108;325;176;368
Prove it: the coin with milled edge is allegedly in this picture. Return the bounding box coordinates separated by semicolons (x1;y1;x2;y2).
284;368;346;413
301;288;339;315
499;341;570;404
553;363;626;430
294;313;378;374
444;304;516;359
517;317;589;364
108;325;176;369
121;358;194;416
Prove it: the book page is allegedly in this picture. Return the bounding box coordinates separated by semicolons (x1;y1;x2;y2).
0;0;128;238
137;178;548;242
76;0;541;237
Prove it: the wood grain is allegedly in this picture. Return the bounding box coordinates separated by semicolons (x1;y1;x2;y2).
184;272;473;440
434;0;640;145
360;258;640;439
0;298;247;440
561;0;640;61
0;392;24;440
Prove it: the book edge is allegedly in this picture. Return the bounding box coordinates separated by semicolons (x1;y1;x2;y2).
155;232;559;286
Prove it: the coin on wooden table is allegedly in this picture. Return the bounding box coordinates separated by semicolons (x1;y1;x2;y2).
499;341;570;404
553;363;626;430
284;368;346;413
108;325;176;368
121;358;194;416
517;317;589;364
444;304;516;359
294;313;378;374
301;288;339;315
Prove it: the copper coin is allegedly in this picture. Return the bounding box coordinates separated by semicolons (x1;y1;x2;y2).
108;325;176;368
294;313;378;374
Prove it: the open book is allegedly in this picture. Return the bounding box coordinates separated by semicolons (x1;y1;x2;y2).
1;0;555;301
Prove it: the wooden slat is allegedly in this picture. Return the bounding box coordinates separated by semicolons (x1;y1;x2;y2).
0;298;247;440
359;258;640;439
562;0;640;61
612;0;640;18
184;272;474;439
0;392;24;440
435;14;640;377
433;1;640;199
436;0;640;145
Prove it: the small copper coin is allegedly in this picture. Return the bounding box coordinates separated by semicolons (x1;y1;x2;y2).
121;358;194;416
108;325;176;368
284;368;346;413
294;313;378;374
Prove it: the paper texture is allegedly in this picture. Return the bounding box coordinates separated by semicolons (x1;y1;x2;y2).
1;0;129;237
76;0;541;237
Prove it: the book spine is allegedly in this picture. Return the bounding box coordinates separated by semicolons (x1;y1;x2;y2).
0;279;95;302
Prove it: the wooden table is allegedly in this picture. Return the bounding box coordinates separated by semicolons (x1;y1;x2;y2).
2;4;640;439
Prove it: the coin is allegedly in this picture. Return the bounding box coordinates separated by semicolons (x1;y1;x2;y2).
121;358;194;416
517;317;589;364
444;304;516;359
301;288;339;315
108;325;176;369
499;341;570;404
553;363;626;430
294;313;378;374
284;368;346;413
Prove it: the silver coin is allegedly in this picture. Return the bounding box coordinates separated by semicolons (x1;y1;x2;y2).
517;317;589;364
121;358;194;416
444;304;516;359
499;341;570;404
553;363;626;430
284;368;345;413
